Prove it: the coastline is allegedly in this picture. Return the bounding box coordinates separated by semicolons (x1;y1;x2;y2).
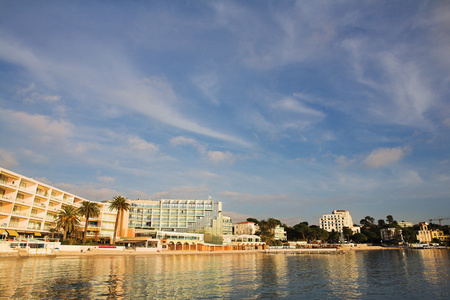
1;245;428;258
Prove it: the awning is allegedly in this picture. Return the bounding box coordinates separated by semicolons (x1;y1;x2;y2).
0;229;7;235
6;230;18;236
34;232;42;236
17;230;26;234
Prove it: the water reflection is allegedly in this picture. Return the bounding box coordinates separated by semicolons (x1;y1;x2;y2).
0;251;449;299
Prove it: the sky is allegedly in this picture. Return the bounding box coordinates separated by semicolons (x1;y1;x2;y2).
1;1;449;226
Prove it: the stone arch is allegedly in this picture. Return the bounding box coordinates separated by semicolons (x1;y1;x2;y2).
168;241;175;251
176;242;183;251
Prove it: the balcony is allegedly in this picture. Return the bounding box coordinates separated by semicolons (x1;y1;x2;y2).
36;190;49;197
12;210;28;217
0;194;12;201
0;179;16;187
27;224;41;230
30;214;44;219
9;222;19;228
46;215;56;222
33;202;46;208
1;208;12;214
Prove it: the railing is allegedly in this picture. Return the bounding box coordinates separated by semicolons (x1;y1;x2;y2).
12;210;28;217
1;194;11;200
30;214;43;219
36;191;48;197
0;179;16;187
9;223;19;228
46;216;56;221
27;224;41;230
1;208;12;214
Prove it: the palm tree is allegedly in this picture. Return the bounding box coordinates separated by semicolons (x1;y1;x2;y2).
77;201;100;244
109;196;130;244
56;205;80;241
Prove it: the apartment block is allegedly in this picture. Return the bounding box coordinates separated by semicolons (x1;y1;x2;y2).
319;210;356;233
0;167;117;239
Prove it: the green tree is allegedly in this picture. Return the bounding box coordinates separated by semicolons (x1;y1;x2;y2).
343;227;353;241
377;219;386;228
246;218;259;224
56;205;80;241
352;233;368;243
386;215;394;224
77;201;101;244
327;231;340;243
109;196;131;244
309;226;329;242
293;223;311;240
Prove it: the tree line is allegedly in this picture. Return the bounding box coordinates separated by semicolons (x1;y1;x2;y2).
247;215;450;246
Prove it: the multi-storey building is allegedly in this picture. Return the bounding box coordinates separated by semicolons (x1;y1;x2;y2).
114;198;231;244
416;222;449;243
273;225;287;241
380;228;403;242
234;221;259;235
398;221;413;228
222;216;233;235
319;210;356;233
0;167;117;239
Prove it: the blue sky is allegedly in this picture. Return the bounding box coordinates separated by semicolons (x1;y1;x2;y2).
1;1;449;226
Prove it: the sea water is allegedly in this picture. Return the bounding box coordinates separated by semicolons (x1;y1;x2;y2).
0;250;449;299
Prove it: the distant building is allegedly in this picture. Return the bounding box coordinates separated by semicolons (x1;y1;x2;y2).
234;221;259;235
222;234;266;250
416;222;449;243
273;225;287;241
222;216;233;235
381;228;402;242
398;221;413;228
125;198;229;244
319;210;358;233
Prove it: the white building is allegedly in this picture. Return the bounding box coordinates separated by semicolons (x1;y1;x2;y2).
319;210;357;233
273;225;287;241
234;221;258;235
381;228;402;242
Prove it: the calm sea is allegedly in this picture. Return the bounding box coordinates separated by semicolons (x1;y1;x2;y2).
0;250;449;299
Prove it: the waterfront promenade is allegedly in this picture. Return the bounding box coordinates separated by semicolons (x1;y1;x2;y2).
0;244;400;258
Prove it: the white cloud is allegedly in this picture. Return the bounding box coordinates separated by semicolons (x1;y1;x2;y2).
1;34;251;148
0;149;18;168
364;146;411;168
128;136;159;153
207;150;236;164
0;109;73;143
170;136;205;153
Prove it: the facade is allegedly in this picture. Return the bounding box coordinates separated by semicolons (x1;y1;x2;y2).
222;216;233;235
234;221;258;235
416;222;449;243
319;210;356;233
380;228;403;242
0;167;117;240
222;234;266;250
398;221;413;228
120;198;230;244
273;225;287;241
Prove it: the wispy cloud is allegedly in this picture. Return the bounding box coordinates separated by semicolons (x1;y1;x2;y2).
364;146;411;168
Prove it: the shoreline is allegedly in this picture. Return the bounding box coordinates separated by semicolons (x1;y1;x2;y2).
2;245;441;258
